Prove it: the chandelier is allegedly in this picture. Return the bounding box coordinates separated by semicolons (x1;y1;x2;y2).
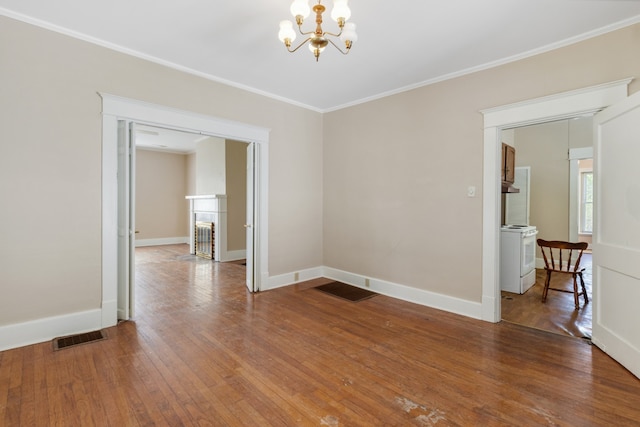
278;0;358;62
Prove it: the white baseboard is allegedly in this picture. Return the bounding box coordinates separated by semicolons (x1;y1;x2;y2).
0;309;103;352
220;249;246;262
135;237;189;247
322;267;483;320
266;266;324;290
266;266;482;320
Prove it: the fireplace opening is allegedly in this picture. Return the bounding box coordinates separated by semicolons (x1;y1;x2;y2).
195;221;215;259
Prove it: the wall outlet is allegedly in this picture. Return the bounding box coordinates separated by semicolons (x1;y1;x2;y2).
467;186;476;197
365;278;370;288
294;272;299;282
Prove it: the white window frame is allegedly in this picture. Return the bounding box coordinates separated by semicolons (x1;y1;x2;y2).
579;170;593;234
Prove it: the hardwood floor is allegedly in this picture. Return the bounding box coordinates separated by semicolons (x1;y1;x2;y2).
1;245;639;426
501;254;592;339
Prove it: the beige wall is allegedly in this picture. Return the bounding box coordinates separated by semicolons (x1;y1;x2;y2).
0;15;323;326
196;137;226;195
514;120;570;243
135;149;189;240
226;140;248;251
186;153;196;196
323;23;640;302
510;117;593;248
1;14;639;328
569;117;593;149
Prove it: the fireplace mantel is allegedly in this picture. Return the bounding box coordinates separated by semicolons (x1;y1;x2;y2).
185;195;227;261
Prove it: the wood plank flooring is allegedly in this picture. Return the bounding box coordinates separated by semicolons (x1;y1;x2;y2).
1;245;639;426
501;254;593;339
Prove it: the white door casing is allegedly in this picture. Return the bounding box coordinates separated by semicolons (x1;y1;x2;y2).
116;121;136;320
246;142;256;292
480;78;632;323
592;90;640;379
128;123;137;318
101;94;270;328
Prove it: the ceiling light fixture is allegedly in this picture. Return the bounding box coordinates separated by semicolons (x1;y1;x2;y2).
278;0;358;62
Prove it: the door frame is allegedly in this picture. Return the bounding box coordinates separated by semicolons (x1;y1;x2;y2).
479;78;632;322
99;93;270;327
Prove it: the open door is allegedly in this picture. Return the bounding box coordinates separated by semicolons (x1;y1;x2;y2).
245;142;256;292
117;121;136;320
592;90;640;379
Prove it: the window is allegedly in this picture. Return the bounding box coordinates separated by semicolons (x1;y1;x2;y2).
580;171;593;234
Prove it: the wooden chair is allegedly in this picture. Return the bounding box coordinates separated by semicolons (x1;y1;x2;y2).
537;239;589;310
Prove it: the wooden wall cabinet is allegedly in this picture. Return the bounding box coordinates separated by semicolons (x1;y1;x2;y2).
502;143;518;192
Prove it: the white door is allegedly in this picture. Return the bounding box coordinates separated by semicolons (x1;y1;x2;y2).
117;121;136;320
245;142;256;292
592;90;640;379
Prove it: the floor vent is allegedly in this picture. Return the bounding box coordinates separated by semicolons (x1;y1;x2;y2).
53;330;107;351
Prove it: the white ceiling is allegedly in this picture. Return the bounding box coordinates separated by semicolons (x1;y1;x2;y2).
2;0;640;114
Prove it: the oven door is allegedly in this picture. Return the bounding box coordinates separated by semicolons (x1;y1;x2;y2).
521;232;537;276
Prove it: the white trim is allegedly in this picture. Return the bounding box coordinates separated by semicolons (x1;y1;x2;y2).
569;147;594;160
0;309;102;352
267;266;482;319
569;147;594;242
100;93;270;328
222;249;247;262
322;267;483;319
135;237;189;247
481;79;632;128
266;267;325;290
480;79;631;323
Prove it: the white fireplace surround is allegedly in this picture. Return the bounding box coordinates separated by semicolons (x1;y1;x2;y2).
186;195;228;262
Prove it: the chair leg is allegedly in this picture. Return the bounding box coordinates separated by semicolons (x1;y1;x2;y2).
572;274;580;310
542;270;551;303
579;272;589;304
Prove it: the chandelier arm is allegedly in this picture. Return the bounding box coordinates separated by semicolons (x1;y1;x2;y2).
322;30;342;38
286;37;313;53
327;38;350;55
297;26;316;37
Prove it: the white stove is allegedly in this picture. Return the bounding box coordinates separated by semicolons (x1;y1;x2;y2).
501;224;537;236
500;224;538;294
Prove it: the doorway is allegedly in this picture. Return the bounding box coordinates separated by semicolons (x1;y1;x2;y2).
499;118;593;338
133;125;251;315
100;93;270;328
479;78;631;324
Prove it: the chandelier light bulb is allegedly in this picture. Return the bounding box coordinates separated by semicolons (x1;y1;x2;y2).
278;20;296;44
340;22;358;43
331;0;351;22
290;0;311;19
308;43;326;54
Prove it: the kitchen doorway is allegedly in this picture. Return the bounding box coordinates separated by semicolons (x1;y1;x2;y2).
479;78;631;324
499;118;593;339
